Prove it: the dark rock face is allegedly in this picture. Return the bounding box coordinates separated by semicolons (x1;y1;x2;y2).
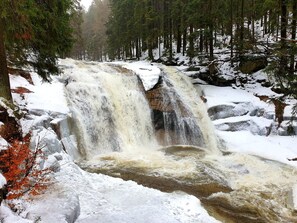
0;105;22;142
239;55;268;74
198;69;236;87
0;186;7;205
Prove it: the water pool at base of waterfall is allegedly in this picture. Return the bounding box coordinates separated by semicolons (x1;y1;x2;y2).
80;146;297;223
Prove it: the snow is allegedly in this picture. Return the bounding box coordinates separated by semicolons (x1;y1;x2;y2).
10;72;69;114
4;58;297;222
0;137;8;151
0;173;6;188
201;83;297;168
22;158;218;223
123;61;161;91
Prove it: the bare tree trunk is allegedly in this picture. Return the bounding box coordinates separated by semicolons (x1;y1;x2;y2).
290;0;297;73
279;0;288;87
230;0;234;65
0;18;12;101
209;0;214;61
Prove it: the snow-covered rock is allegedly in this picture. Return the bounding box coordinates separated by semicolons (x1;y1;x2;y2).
123;61;161;91
31;127;64;157
208;103;250;120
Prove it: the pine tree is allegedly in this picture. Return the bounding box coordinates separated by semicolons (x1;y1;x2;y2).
0;0;76;101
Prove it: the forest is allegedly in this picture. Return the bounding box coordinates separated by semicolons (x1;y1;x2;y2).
72;0;297;100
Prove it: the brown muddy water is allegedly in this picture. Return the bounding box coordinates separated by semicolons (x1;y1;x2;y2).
80;145;297;223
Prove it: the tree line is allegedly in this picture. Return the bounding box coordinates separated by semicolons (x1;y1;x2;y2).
0;0;79;101
75;0;296;97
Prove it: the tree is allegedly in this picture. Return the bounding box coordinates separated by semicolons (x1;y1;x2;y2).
0;0;76;101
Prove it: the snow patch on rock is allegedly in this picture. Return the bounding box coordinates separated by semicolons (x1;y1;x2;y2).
124;61;161;91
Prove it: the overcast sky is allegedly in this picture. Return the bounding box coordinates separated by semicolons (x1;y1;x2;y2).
80;0;92;10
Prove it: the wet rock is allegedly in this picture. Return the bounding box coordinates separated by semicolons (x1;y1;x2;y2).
145;77;205;146
239;55;268;74
50;116;71;140
61;136;81;160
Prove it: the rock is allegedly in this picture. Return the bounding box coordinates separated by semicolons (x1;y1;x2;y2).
199;70;236;86
26;190;80;223
186;67;201;72
208;103;250;120
31;128;64;157
0;174;7;205
0;104;22;142
215;120;266;135
145;77;205;147
239;55;268;74
50;116;71;140
61;136;81;160
44;155;61;172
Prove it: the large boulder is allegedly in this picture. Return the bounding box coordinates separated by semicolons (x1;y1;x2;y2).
208;103;251;120
239;55;268;74
215;120;266;135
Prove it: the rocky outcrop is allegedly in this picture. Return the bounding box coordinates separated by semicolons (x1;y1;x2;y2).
208;104;250;120
239;55;268;74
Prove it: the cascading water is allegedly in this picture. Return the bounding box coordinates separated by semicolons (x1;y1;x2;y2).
62;60;297;223
149;66;220;153
147;74;206;147
64;61;158;159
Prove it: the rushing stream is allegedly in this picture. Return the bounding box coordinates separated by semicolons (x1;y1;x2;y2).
64;61;297;222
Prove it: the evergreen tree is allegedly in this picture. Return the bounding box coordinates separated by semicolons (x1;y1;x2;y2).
0;0;76;101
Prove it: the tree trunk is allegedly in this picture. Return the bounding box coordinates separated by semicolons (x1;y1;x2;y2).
0;18;12;102
239;0;244;55
290;0;297;73
230;0;234;64
279;0;288;86
209;0;214;61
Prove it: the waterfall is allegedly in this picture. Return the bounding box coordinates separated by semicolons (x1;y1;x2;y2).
148;66;220;154
64;62;157;159
64;61;219;160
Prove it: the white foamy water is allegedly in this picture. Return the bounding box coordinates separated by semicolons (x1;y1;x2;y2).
161;66;220;154
64;61;157;159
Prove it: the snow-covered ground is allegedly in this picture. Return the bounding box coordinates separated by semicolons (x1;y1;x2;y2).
1;58;297;222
